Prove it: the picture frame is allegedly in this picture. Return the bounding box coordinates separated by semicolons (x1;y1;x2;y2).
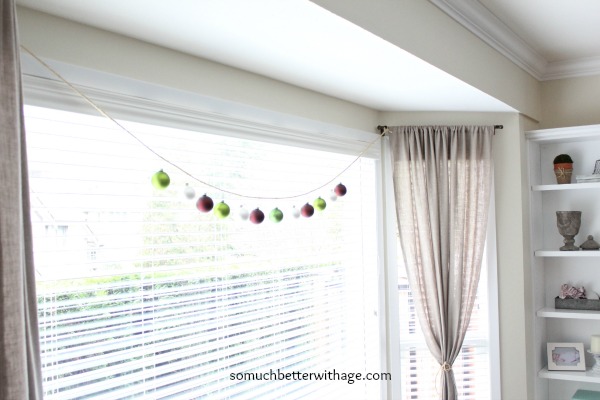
594;159;600;175
547;342;586;371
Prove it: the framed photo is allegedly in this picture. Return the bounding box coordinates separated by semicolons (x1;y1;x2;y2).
547;342;586;371
593;159;600;175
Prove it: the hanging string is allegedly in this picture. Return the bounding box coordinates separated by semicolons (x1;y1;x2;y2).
21;45;384;200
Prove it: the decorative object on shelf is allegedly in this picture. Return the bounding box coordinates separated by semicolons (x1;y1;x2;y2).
555;284;600;310
547;342;586;371
594;160;600;175
554;297;600;310
559;283;586;299
590;335;600;372
554;283;600;311
556;211;582;250
576;159;600;183
553;154;574;184
575;175;600;183
580;235;600;250
592;334;600;353
587;350;600;374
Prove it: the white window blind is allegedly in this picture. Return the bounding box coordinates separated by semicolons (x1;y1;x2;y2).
25;105;381;400
397;242;492;400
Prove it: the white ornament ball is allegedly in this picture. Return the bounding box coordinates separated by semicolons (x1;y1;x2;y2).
183;184;196;200
292;206;301;219
238;206;250;221
329;191;338;201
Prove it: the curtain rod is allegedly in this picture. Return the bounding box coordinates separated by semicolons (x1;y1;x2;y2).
376;125;503;134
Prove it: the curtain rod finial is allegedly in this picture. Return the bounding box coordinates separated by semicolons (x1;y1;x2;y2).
377;125;388;135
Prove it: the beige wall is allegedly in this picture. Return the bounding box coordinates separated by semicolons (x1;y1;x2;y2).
313;0;542;122
541;75;600;128
16;7;379;133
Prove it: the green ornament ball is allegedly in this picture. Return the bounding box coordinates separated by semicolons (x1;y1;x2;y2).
214;201;231;219
313;197;326;211
269;208;284;223
151;170;170;189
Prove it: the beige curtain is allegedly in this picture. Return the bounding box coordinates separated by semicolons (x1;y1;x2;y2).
388;126;493;400
0;1;44;398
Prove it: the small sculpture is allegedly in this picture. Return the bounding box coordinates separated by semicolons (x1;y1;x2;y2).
580;235;600;251
556;211;582;251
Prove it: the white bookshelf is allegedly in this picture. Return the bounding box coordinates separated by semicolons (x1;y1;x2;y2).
526;124;600;399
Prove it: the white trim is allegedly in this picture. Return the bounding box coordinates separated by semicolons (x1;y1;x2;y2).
21;56;379;158
486;181;502;400
429;0;600;81
525;124;600;143
544;56;600;81
381;137;401;400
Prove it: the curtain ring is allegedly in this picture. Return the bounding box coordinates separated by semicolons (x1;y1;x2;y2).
441;362;452;372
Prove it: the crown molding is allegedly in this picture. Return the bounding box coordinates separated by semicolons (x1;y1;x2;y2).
430;0;600;81
429;0;547;79
543;56;600;81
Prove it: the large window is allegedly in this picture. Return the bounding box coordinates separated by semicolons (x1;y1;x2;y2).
25;104;382;399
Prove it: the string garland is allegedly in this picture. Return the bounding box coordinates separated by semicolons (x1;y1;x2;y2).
22;45;383;223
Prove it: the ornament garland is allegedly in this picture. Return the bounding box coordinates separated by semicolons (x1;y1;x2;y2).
152;168;347;224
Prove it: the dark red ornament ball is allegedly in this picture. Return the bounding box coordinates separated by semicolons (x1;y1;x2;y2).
249;208;265;224
301;203;315;218
334;183;347;197
196;194;214;212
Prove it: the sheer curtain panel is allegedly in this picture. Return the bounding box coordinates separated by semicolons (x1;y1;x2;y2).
0;1;44;398
388;126;494;400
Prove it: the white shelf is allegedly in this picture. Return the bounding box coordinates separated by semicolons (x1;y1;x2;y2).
535;250;600;257
537;307;600;320
539;367;600;383
532;182;600;191
526;125;600;143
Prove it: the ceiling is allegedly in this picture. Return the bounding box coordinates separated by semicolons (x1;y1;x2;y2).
432;0;600;80
16;0;600;112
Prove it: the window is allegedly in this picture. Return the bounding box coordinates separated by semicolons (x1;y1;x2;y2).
396;231;497;399
25;103;382;399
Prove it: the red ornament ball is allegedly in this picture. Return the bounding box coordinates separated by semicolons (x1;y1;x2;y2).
196;194;214;212
249;208;265;224
301;203;315;218
334;183;347;197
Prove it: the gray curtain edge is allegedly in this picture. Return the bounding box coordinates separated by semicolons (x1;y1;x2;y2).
1;0;44;398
